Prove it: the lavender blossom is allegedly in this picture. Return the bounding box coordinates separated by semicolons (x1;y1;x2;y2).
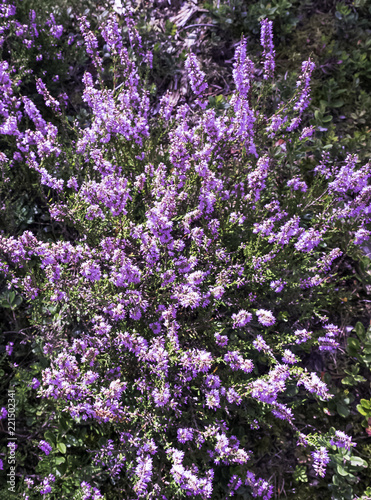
256;309;276;327
177;428;194;444
293;60;315;113
311;447;330;478
134;455;153;495
354;227;371;245
6;342;13;355
185;53;207;97
294;329;312;344
329;430;356;451
231;309;252;328
252;335;271;353
260;19;275;79
40;474;55;495
38;440;52;455
233;37;255;96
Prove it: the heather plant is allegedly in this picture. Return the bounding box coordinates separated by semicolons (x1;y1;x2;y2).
0;2;371;499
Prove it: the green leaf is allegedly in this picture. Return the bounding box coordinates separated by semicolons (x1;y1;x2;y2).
57;461;67;475
59;417;70;432
347;337;360;356
331;99;344;108
355;322;366;339
356;404;369;416
350;456;367;468
293;465;308;483
44;432;55;446
341;376;355;386
322;115;333;123
337;402;350;418
336;464;349;476
360;399;371;409
57;442;67;454
348;337;360;349
55;456;66;465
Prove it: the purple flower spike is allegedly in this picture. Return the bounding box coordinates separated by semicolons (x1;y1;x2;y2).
38;440;52;455
185;53;208;98
311;447;330;478
260;19;275;79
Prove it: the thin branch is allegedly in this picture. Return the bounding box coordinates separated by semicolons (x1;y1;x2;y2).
179;23;217;32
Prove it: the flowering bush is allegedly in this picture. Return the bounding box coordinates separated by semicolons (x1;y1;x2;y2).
0;1;370;498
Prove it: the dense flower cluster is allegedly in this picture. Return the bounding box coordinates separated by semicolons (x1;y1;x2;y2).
0;1;369;498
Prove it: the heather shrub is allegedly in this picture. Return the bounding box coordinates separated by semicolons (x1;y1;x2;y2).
203;0;371;164
0;2;370;499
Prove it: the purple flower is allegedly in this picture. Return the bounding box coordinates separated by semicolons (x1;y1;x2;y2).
297;372;330;400
228;475;242;496
210;285;225;299
79;16;103;71
317;248;343;272
294;328;312;344
205;374;221;389
245;471;274;499
318;336;339;352
224;351;253;373
0;407;7;419
214;333;228;347
246;155;269;201
270;280;286;293
311;447;330;477
293;59;315;113
252;335;271;353
233;38;255;96
271;402;294;422
38;440;52;455
329;431;356;451
318;323;341;352
287;176;307;192
185;53;207;97
205;390;220;410
354;227;371;245
134;455;153;495
25;477;34;488
282;349;298;364
256;309;276;327
299;126;315;140
294;228;322;252
40;474;55;495
260;19;275;79
6;342;13;355
177;428;194;443
268;216;301;245
180;349;213;378
226;388;242;405
231;309;252;328
152;386;171;407
31;378;40;389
